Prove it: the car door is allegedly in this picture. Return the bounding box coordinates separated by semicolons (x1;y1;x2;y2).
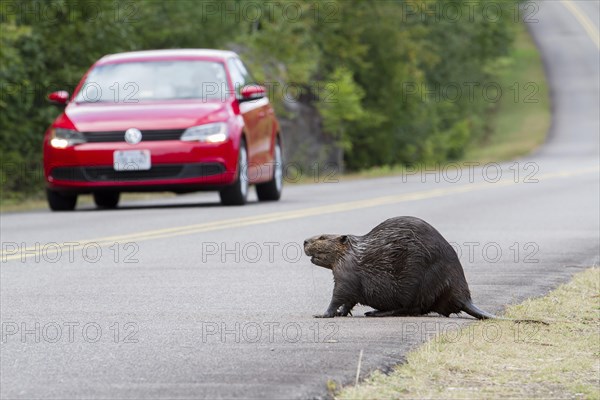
232;59;273;170
228;58;262;173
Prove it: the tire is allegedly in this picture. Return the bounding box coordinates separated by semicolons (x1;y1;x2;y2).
219;140;249;206
256;139;283;201
46;189;77;211
93;192;120;209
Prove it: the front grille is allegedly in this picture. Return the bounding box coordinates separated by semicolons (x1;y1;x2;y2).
50;163;226;182
84;165;183;181
81;129;185;143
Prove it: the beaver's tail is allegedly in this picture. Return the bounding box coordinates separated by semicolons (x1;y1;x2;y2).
461;301;549;324
461;301;497;320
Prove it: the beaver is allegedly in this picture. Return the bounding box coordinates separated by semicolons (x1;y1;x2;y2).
303;216;496;319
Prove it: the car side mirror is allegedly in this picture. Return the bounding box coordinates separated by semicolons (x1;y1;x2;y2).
239;85;266;102
48;91;69;106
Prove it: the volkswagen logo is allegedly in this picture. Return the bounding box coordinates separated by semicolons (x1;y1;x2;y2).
124;128;142;144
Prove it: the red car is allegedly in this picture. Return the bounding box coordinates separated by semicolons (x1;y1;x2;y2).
43;49;283;210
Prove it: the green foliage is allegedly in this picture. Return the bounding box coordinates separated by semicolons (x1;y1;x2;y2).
0;0;519;197
317;67;365;153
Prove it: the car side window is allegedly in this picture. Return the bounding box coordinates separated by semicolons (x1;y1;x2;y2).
228;58;258;98
235;59;255;85
227;58;246;97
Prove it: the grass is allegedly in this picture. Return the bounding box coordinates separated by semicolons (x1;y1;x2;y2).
462;23;550;163
336;267;600;400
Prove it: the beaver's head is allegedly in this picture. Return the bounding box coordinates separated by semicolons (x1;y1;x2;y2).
303;234;348;269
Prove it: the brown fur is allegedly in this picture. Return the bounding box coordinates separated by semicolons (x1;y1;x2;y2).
304;216;496;319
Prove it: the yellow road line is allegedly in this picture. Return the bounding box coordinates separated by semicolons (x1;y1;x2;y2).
561;0;600;49
1;166;598;262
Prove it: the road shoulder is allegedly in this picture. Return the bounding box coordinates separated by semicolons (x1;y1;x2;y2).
336;267;599;400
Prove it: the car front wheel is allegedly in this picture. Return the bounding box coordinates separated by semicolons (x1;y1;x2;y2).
220;140;249;206
46;189;77;211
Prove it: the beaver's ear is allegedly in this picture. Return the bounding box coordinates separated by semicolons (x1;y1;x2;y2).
339;235;348;244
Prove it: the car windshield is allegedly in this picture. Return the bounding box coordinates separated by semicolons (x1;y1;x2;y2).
74;60;229;103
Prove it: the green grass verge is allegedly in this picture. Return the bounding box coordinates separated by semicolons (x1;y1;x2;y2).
462;23;550;163
336;267;600;400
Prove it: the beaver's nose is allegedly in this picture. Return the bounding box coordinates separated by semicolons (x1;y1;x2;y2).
303;240;308;247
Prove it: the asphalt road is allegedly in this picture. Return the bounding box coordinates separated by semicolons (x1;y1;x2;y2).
1;2;599;399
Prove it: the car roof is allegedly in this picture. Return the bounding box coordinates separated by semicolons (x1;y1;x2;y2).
97;49;238;65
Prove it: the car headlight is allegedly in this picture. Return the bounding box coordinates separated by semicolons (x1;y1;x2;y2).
50;128;86;148
180;123;228;143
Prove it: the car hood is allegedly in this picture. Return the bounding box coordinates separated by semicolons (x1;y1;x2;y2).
65;101;230;132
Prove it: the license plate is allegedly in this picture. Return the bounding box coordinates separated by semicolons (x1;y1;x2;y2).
113;150;151;171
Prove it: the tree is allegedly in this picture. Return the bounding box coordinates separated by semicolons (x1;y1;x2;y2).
317;67;366;170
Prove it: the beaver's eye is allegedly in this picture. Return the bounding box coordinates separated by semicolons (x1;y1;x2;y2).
319;235;325;240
